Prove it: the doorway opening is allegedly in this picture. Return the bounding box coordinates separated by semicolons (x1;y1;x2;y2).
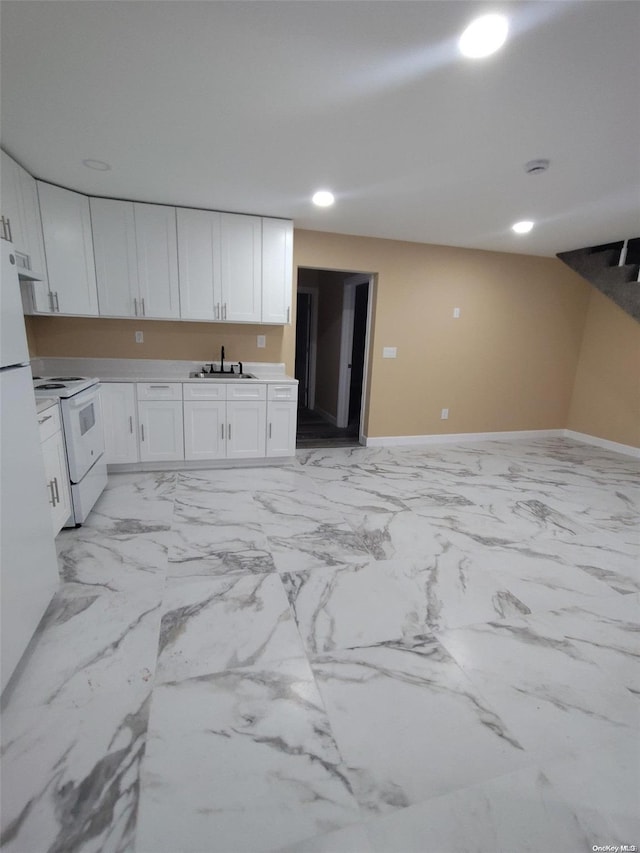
295;268;373;448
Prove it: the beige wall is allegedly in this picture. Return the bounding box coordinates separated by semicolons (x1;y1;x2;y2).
567;288;640;447
27;227;639;447
293;230;592;439
25;316;287;366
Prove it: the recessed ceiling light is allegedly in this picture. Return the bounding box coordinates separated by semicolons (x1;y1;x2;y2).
459;14;509;58
82;158;111;171
512;220;534;234
312;190;335;207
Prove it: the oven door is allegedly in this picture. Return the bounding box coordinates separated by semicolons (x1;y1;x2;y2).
61;386;105;483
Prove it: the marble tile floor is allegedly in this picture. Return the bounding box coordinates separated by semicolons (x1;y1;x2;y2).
1;437;639;853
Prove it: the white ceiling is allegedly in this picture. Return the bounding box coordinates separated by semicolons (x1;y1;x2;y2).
1;1;639;258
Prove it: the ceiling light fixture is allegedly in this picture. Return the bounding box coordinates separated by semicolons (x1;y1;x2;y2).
312;190;335;207
512;220;534;234
82;158;111;171
524;159;550;175
459;14;509;58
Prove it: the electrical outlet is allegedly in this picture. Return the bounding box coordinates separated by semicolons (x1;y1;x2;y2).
257;335;266;348
382;346;397;358
135;331;144;344
453;307;460;318
441;408;449;420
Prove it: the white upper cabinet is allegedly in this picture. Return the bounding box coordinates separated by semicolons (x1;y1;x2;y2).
92;198;180;319
262;218;293;324
37;181;99;315
177;207;221;320
220;213;262;323
135;203;180;319
177;209;262;323
91;198;138;317
177;208;293;323
0;150;48;283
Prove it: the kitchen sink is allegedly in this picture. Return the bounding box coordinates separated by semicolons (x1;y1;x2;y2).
189;371;256;380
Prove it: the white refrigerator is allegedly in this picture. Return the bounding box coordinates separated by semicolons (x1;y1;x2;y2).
0;239;60;694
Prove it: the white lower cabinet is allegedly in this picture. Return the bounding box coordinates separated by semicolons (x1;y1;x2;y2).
183;383;267;461
101;380;296;466
101;383;139;464
184;399;226;460
38;404;72;535
137;383;184;462
266;384;298;457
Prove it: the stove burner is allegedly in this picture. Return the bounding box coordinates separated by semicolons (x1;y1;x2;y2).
49;377;86;381
36;383;66;390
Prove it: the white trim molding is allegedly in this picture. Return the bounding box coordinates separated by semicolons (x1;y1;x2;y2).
364;429;565;447
564;430;640;458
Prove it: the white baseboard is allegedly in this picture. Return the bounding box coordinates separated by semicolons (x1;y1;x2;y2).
363;428;640;458
364;429;565;447
313;406;338;427
563;430;640;458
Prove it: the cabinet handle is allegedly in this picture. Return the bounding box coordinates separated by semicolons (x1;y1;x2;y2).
129;416;133;434
0;216;6;241
141;424;145;441
38;414;53;425
221;424;224;439
223;303;227;320
134;297;139;316
286;306;290;324
4;217;12;244
228;423;231;440
48;291;55;313
269;422;272;439
149;385;170;389
53;476;60;504
48;480;56;507
54;292;60;312
215;303;220;320
141;297;146;316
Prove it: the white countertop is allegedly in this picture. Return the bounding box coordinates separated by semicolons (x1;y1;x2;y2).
36;397;58;414
31;358;298;385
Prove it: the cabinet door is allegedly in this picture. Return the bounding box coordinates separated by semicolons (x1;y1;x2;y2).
226;400;266;459
0;151;27;253
135;203;180;319
184;400;226;460
220;213;262;323
101;383;139;464
138;400;184;462
18;165;48;284
91;198;138;317
262;218;293;324
266;401;297;457
177;208;221;320
38;182;99;315
41;431;72;534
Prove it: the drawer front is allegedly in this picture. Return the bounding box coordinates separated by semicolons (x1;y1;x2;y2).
38;403;62;442
267;383;298;402
183;382;226;401
227;383;267;401
137;382;182;401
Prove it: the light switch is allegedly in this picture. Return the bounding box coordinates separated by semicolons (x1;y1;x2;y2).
453;307;461;318
257;335;266;348
382;347;397;358
135;331;144;344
